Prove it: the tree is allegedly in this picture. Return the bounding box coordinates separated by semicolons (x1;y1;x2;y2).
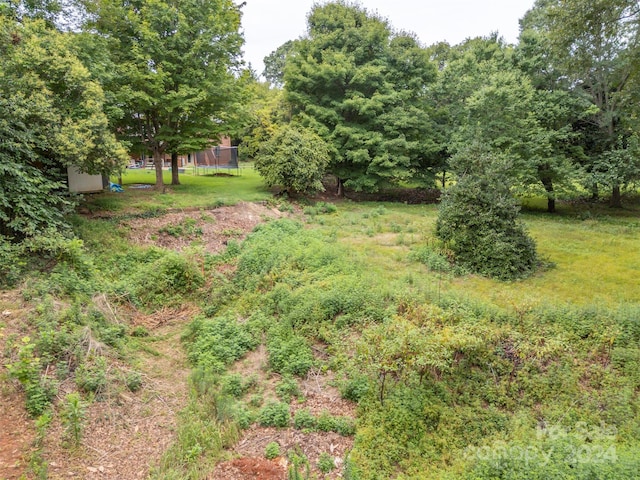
435;144;538;280
284;1;440;194
262;39;296;88
86;0;245;188
237;81;289;160
254;126;330;196
0;15;127;239
524;0;640;207
435;35;581;213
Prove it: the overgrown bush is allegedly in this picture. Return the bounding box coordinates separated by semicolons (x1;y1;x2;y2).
267;328;314;376
436;145;538;280
316;411;356;436
276;375;302;403
258;401;291;427
254;126;331;196
265;442;281;460
408;245;453;274
184;316;258;373
75;356;107;394
293;408;317;430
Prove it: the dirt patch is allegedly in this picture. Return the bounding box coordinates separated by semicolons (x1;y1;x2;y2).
0;388;34;480
210;457;287;480
0;291;36;480
232;427;351;479
295;370;357;418
222;346;356;479
123;202;287;254
42;314;192;480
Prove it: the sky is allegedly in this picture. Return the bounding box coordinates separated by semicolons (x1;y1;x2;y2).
240;0;536;75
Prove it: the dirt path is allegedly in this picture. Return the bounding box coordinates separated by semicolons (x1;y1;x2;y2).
0;292;35;480
42;310;192;480
0;202;296;479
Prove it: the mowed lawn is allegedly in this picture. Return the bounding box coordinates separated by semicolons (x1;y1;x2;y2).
86;165;273;213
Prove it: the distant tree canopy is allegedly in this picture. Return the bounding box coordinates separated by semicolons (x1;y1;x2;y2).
83;0;246;188
263;40;297;88
253;0;640;209
284;1;441;194
519;0;640;207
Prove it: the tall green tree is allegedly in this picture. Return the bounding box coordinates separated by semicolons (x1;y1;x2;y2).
237;80;289;160
86;0;244;188
435;35;581;213
284;1;440;194
262;39;296;88
524;0;640;206
0;15;127;239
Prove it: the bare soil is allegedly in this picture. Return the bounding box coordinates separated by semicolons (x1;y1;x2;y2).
0;291;35;480
42;311;192;480
216;342;356;480
123;201;287;254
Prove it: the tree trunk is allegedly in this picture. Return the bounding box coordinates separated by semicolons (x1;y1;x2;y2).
541;177;556;213
610;184;622;208
336;177;344;197
590;182;599;201
153;148;164;190
171;152;180;185
442;170;446;188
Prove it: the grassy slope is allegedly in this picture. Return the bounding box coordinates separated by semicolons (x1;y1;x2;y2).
74;175;640;478
309;201;640;306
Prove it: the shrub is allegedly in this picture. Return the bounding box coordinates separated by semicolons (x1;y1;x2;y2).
254;126;331;196
276;375;302;403
61;393;85;446
340;375;371;403
75;356;107;394
125;371;143;392
184;316;258;373
317;452;335;473
221;374;247;398
265;442;281;460
435;145;538;280
267;331;314;376
6;338;56;416
293;409;317;430
0;236;25;287
258;401;291;428
316;411;356;436
120;249;205;309
409;246;452;274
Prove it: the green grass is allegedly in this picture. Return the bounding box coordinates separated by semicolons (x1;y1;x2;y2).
83;165;271;214
24;173;638;480
307;200;640;307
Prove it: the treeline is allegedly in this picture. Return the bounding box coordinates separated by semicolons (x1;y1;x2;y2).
246;0;640;211
2;0;640;276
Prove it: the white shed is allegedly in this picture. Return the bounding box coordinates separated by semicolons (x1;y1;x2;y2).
67;166;107;193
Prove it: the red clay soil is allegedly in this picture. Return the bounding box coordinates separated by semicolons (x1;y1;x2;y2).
0;294;35;480
0;389;34;480
210;457;287;480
